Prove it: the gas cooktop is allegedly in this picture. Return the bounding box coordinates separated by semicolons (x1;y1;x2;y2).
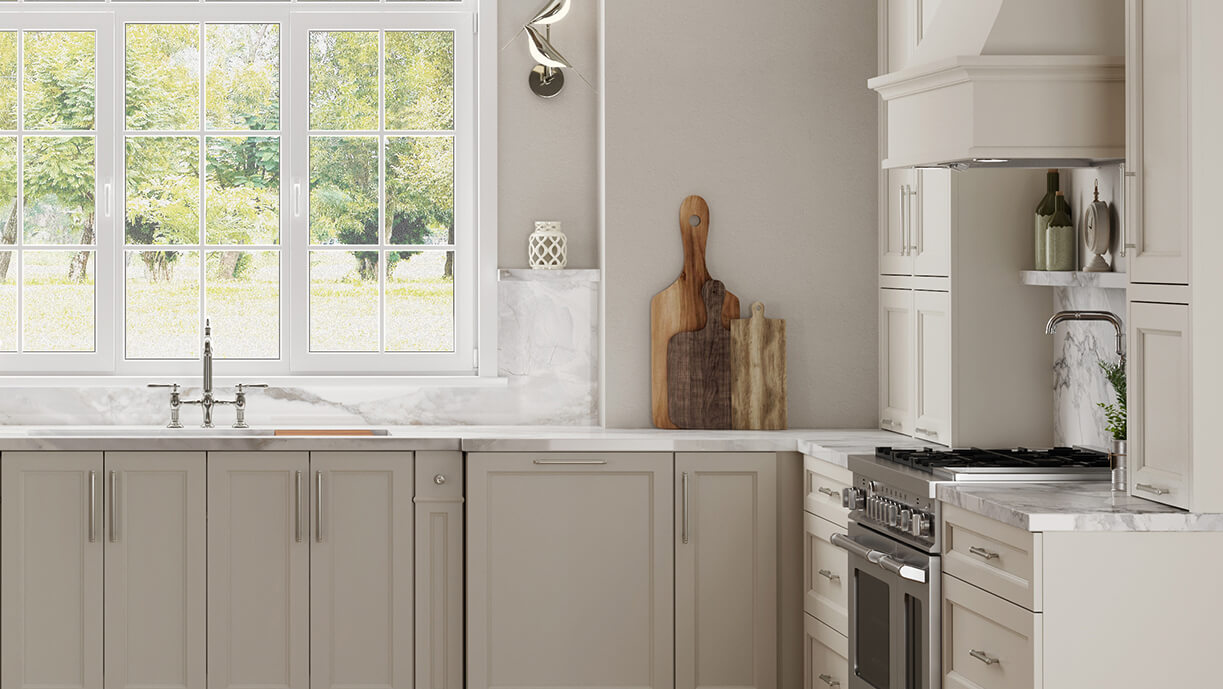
876;446;1111;474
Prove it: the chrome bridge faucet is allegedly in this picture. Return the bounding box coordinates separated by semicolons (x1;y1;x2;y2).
149;320;268;428
1044;310;1126;364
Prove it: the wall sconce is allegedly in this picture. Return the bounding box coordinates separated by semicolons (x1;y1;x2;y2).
524;0;573;98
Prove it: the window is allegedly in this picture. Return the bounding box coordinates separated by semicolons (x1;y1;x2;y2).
0;1;490;377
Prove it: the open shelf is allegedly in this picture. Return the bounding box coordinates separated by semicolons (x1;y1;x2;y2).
1020;271;1128;289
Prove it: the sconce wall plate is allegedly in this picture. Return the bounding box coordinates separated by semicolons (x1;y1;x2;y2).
529;65;565;98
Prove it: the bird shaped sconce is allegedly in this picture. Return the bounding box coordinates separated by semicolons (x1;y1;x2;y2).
522;0;576;98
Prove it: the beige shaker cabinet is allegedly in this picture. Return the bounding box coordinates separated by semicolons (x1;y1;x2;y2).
1127;301;1191;508
675;453;777;689
414;451;466;689
1;452;105;689
466;452;675;689
207;452;310;689
104;453;208;689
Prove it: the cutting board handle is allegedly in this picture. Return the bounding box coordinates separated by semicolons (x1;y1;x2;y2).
750;301;765;318
703;280;726;324
679;195;712;285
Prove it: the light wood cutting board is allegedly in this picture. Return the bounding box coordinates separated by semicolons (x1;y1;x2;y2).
667;280;732;429
650;196;740;429
731;302;787;430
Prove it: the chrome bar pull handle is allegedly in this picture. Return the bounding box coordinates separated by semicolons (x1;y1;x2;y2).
898;187;909;256
818;673;841;687
817;486;839;499
88;471;98;543
681;472;690;545
1136;483;1169;496
109;471;118;543
294;471;303;543
532;459;607;465
969;649;1000;666
315;471;325;543
969;546;1000;560
817;568;841;583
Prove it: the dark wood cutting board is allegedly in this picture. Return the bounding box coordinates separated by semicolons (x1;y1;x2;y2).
667;280;732;429
650;196;740;428
731;302;787;430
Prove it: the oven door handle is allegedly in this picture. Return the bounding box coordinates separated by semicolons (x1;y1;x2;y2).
831;533;928;584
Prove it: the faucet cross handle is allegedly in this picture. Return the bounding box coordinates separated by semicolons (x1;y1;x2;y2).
147;383;184;429
232;383;270;429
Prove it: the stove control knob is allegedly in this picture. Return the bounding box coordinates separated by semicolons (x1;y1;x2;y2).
900;508;913;530
913;513;933;538
886;503;900;527
842;487;866;511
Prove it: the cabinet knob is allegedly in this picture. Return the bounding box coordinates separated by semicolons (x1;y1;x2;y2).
433;474;447;485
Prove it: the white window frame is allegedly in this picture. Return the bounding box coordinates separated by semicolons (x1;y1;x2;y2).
0;0;498;380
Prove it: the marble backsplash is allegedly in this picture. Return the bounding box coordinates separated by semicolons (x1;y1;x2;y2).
1052;284;1127;449
0;270;600;427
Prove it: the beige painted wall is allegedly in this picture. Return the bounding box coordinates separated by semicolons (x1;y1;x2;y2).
602;0;880;428
498;0;600;269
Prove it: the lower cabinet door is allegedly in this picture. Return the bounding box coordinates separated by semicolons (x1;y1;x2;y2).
466;452;674;689
414;451;465;689
803;513;848;636
943;575;1042;689
310;452;415;689
804;614;848;689
1;452;104;689
675;453;777;689
208;452;309;689
104;452;207;689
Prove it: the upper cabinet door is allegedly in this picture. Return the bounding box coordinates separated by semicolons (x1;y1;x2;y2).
104;453;207;689
879;288;916;436
466;453;674;689
1127;0;1191;285
882;169;918;276
887;0;920;72
675;453;777;689
1;452;104;689
913;169;952;277
311;452;415;689
208;452;309;689
1128;302;1191;509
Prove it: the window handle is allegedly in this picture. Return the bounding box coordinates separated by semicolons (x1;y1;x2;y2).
104;182;112;218
293;182;302;217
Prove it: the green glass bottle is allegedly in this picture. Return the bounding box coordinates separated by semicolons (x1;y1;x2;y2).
1045;191;1076;271
1034;169;1060;270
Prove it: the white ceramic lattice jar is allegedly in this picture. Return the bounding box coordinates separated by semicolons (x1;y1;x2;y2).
528;221;567;269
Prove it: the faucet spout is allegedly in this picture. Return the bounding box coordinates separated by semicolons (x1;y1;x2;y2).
1045;310;1125;362
203;319;213;396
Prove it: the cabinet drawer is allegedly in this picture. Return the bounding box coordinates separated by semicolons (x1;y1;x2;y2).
943;575;1043;689
942;503;1043;611
804;456;851;527
803;513;848;635
804;613;848;689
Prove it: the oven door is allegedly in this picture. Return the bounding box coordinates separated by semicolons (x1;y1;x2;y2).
833;523;940;689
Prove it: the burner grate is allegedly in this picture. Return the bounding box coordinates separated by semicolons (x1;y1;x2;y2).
875;446;1110;473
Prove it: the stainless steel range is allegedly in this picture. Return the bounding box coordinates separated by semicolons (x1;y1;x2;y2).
832;446;1110;689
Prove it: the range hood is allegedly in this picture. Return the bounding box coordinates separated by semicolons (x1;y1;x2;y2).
869;0;1125;170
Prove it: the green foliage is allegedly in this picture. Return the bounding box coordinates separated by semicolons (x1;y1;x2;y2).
1;32;20;130
310;31;380;130
23;32;95;131
1097;358;1127;441
125;24;198;131
385;31;454;131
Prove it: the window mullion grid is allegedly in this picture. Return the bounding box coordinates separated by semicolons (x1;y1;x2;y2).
14;29;22;353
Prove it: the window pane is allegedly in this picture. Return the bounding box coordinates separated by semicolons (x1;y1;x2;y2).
0;136;14;245
23;136;95;245
386;250;454;352
127;24;200;131
205;24;279;131
206;250;278;359
310;250;377;352
23;250;93;352
24;32;95;131
309;31;378;130
206;137;279;245
126;136;200;245
385;31;454;131
310;136;377;245
125;250;199;359
0;33;15;129
0;251;13;351
386;136;453;246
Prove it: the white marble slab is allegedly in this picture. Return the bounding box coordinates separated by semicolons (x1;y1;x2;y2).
1052;285;1128;448
938;482;1223;532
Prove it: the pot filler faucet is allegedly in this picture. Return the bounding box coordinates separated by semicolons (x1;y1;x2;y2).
1045;311;1126;364
148;320;268;428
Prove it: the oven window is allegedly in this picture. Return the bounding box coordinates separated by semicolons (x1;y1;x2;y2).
855;569;891;688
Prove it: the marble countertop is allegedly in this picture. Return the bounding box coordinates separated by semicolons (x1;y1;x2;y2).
938;482;1223;532
0;426;931;465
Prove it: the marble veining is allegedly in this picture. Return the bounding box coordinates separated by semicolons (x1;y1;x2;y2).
938;482;1223;533
0;271;600;427
1052;284;1127;449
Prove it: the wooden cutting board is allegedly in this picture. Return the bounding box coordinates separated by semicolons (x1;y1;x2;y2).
650;196;740;428
731;302;787;430
667;280;732;429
